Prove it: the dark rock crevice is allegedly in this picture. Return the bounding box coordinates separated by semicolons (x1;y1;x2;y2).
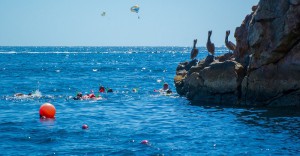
259;88;300;106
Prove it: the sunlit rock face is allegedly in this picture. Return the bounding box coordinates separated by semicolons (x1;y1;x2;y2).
175;56;245;105
175;0;300;107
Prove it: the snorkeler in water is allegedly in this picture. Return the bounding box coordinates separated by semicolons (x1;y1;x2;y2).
74;90;102;100
13;90;42;98
88;91;96;98
163;83;173;95
73;92;83;100
154;83;172;94
99;86;113;93
14;93;30;97
99;86;105;93
107;88;113;93
162;83;169;91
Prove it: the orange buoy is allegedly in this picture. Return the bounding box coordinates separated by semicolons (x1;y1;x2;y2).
39;103;56;118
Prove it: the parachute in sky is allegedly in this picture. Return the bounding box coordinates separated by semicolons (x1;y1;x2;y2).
101;12;106;16
130;5;140;13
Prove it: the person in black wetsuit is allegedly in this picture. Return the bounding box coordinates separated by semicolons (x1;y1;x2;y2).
73;92;83;100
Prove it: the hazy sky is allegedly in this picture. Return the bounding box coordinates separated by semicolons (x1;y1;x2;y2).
0;0;259;47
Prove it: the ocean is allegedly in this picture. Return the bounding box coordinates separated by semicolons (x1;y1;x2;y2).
0;46;299;155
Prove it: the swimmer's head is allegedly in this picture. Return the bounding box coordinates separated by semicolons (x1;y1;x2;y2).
163;83;169;90
77;92;83;97
99;86;105;92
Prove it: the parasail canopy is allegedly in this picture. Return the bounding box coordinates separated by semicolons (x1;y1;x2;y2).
130;5;140;13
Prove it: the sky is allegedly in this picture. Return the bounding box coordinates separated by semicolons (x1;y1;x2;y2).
0;0;259;47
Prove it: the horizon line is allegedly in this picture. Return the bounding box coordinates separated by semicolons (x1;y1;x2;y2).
0;45;227;48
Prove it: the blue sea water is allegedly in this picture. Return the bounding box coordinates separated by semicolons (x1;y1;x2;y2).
0;46;299;155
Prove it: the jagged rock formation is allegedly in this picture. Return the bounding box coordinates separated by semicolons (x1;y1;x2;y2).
175;0;300;107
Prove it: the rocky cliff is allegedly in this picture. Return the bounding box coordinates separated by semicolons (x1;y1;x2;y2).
174;0;300;107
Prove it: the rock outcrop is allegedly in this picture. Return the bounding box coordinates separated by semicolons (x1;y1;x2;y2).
175;0;300;107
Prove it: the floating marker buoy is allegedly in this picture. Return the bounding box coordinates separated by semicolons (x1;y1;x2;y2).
39;103;56;118
140;140;149;144
82;124;88;129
